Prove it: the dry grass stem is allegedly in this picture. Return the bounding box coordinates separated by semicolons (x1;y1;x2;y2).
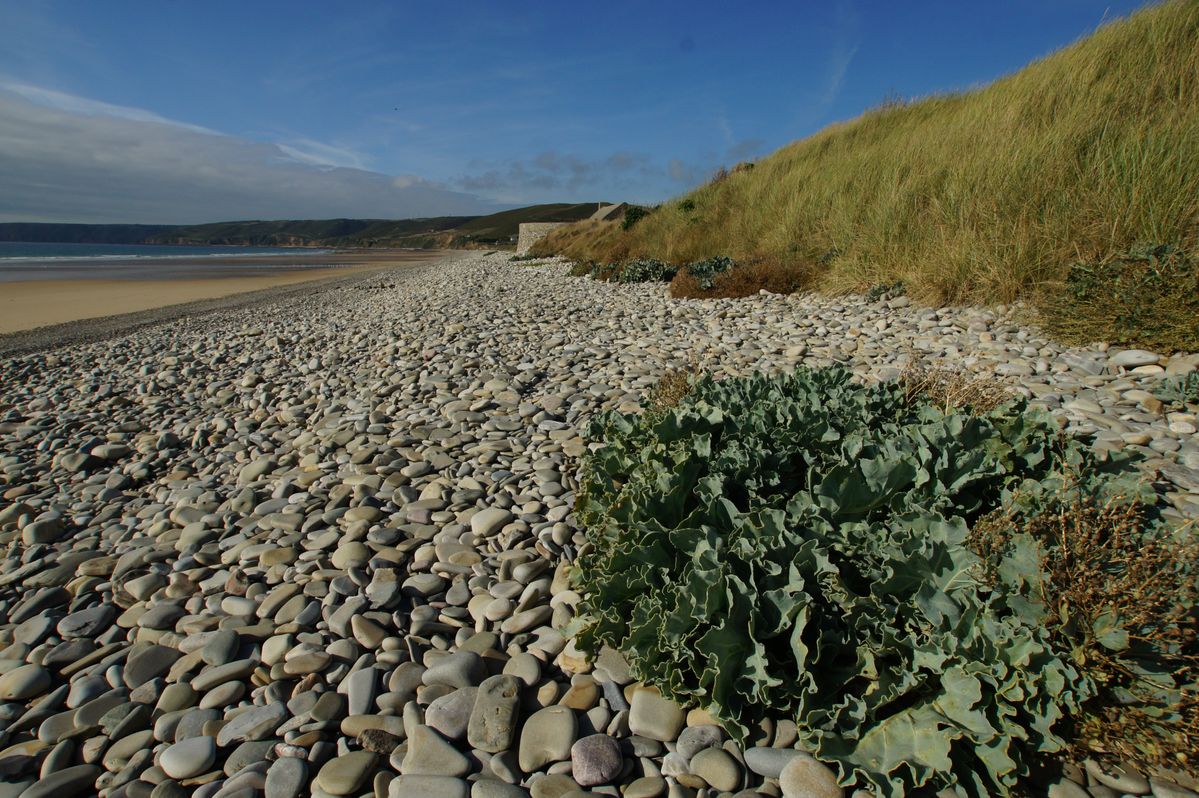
970;486;1199;773
900;361;1011;414
647;361;705;413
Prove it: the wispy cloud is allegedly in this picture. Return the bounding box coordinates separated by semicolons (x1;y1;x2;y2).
716;112;736;147
276;138;369;170
821;0;861;107
0;80;220;135
822;42;860;106
0;83;499;223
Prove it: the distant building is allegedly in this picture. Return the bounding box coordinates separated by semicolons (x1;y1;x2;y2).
515;203;632;254
589;203;628;222
516;222;568;255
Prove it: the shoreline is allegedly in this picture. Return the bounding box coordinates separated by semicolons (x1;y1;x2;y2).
0;251;451;355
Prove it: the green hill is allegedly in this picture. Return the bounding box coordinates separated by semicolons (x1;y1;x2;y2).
143;217;471;247
449;203;606;246
0;203;605;250
536;0;1199;350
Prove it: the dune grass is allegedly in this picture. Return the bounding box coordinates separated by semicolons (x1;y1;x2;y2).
534;0;1199;349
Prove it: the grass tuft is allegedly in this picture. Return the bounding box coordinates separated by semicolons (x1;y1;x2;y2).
1043;244;1199;352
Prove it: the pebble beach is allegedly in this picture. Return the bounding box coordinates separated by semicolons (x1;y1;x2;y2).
0;251;1196;798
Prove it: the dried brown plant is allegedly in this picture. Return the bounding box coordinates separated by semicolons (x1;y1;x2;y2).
668;257;815;300
970;485;1199;773
647;361;705;413
900;361;1011;414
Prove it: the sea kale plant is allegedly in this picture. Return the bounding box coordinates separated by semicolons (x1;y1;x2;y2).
617;258;679;284
1153;372;1199;410
571;367;1193;797
682;255;736;290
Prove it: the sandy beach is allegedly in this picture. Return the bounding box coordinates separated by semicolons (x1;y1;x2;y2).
0;249;445;334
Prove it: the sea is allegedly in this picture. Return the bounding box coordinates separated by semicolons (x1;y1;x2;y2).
0;241;339;282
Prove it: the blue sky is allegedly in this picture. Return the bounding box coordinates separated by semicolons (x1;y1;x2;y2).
0;0;1152;223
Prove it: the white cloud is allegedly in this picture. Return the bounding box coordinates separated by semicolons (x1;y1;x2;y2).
392;175;441;189
821;0;861;108
822;42;860;107
0;80;220;135
276;138;369;170
0;83;499;223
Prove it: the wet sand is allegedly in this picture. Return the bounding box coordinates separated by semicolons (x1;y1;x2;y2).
0;250;445;334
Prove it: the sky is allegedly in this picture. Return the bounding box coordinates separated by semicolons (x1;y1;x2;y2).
0;0;1154;225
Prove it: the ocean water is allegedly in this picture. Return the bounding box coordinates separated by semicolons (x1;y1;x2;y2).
0;241;340;282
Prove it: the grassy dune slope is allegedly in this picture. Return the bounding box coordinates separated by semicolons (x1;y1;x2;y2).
537;1;1198;316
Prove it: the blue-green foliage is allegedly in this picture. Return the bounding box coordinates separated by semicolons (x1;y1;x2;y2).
1153;372;1199;409
603;255;737;286
617;259;679;284
683;255;736;289
573;368;1155;797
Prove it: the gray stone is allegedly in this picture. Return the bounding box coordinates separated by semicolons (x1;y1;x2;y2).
594;647;632;685
239;457;276;485
467;674;521;753
401;725;470;777
224;740;276;777
265;757;308;798
201;629;240;666
390;776;470;798
316;750;378;796
92;442;131;460
14;764;99;798
1151;780;1199;798
125;645;182;687
22;517;66;545
1085;760;1150;795
502;652;542;686
627;688;684;742
0;664;50;700
690;748;742;792
471;508;514;537
473;781;531;798
779;754;843;798
159;735;217;780
217;702;286;746
745;747;805;778
191;658;256;691
175;707;220;740
529;775;580;798
426;687;478;740
423;651;486;688
570;734;622;787
519;705;577;773
1110;350;1161;369
346;666;381;716
676;725;723;760
1046;780;1091;798
58;605;115;638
